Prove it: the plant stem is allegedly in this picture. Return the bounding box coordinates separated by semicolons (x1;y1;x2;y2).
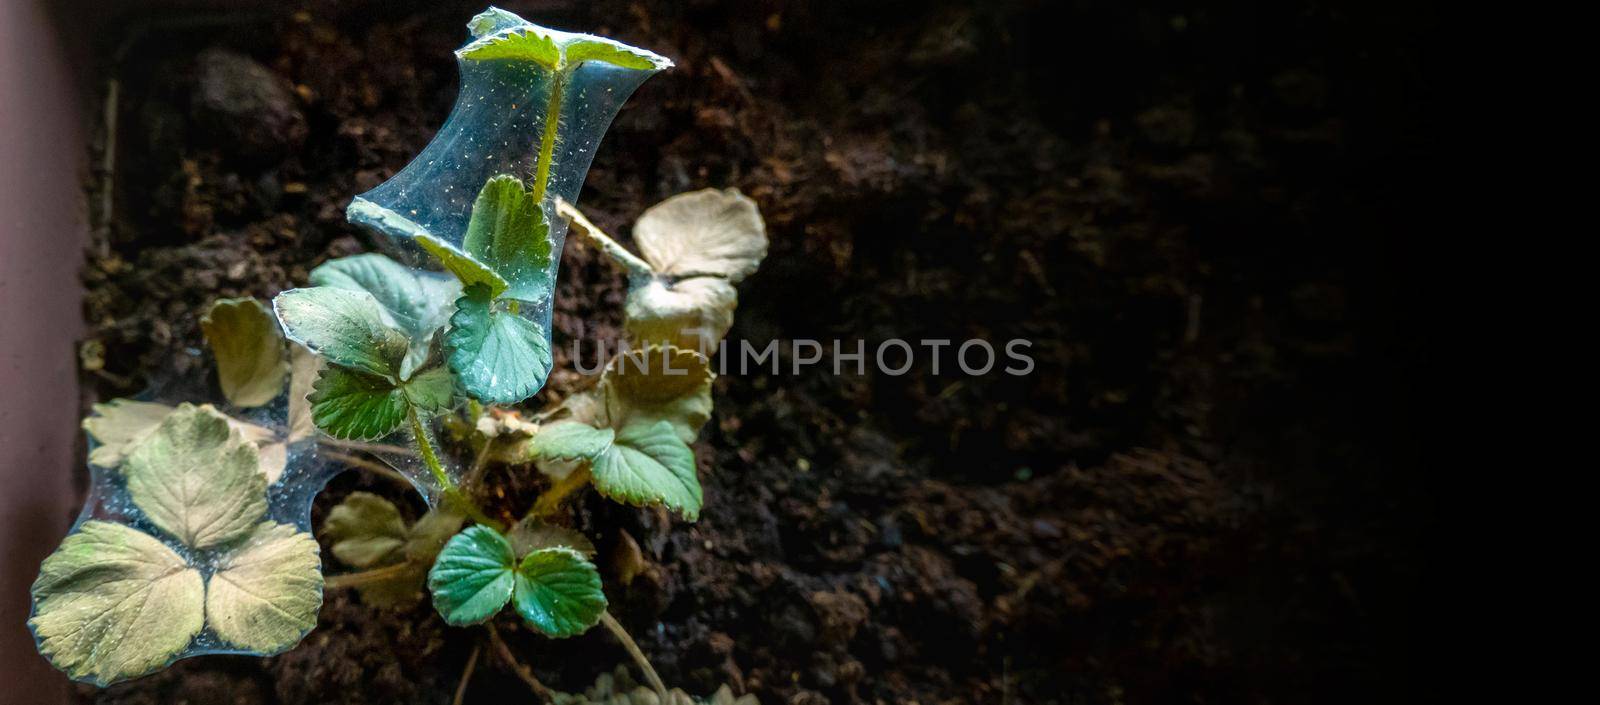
409;406;501;530
463;434;504;496
486;622;552;702
530;466;592;519
324;561;417;590
529;69;567;204
322;450;414;489
320;438;415;456
452;642;481;705
598;611;668;701
554;198;656;278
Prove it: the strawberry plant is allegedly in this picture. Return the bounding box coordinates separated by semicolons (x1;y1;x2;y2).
29;8;766;702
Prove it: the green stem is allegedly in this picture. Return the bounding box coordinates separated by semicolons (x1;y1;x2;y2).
529;69;567;204
409;406;501;529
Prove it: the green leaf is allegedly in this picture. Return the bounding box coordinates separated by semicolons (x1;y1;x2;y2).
427;525;516;626
511;547;607;638
603;345;714;443
464;175;553;302
201;298;289;408
322;492;408;568
466;7;525;38
529;421;615;462
459;26;561;70
402;364;457;412
29;520;205;686
417;232;509;298
632;188;766;282
446;285;552;404
563;39;670;71
205;522;323;653
457;19;671;72
308;366;409;440
310;253;462;374
124;404;267;550
624;276;738;353
274;287;409;379
590;420;702;520
309;362;453;440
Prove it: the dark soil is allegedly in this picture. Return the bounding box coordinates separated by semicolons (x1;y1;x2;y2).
75;1;1429;703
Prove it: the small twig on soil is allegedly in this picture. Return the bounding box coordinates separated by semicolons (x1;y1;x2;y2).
321;438;415;456
486;622;552;702
554;198;656;278
599;611;668;701
463;437;496;493
92;77;118;260
323;562;416;590
452;642;482;705
322;450;414;489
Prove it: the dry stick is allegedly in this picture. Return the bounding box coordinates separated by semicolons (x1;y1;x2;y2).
323;561;416;590
463;437;497;493
322;450;414;489
321;437;415;456
93;78;118;260
452;642;482;705
486;622;552;702
554;199;656;278
598;612;669;701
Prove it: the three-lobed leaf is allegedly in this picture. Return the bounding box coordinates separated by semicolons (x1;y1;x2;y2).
446;285;552;404
426;525;607;636
201;298;289;408
123;404;267;550
29;521;205;686
458;20;671;72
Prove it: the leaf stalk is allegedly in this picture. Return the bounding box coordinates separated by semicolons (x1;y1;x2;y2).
530;70;567;204
599;611;669;701
409;406;501;529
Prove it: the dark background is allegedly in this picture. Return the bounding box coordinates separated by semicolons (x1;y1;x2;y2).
46;0;1431;702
